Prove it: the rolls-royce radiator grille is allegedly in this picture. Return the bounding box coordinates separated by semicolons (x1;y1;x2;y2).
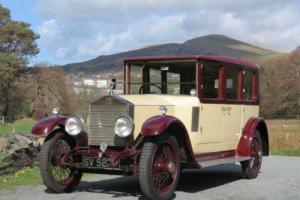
87;96;132;146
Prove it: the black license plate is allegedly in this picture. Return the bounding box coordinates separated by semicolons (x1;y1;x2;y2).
82;156;120;169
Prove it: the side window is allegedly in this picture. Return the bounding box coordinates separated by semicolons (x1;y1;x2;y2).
244;70;254;100
202;63;220;98
226;67;240;99
167;72;180;94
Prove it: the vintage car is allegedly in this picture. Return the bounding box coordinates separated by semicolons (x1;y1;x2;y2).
32;55;269;200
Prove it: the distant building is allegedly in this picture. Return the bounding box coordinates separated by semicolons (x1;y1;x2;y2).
67;74;123;95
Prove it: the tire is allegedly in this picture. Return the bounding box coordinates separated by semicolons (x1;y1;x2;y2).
139;134;180;200
241;131;263;179
39;131;82;193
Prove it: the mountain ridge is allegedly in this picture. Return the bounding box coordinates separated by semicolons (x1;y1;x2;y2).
62;34;282;73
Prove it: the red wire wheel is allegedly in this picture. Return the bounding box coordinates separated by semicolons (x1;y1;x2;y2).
139;134;180;200
241;131;263;179
39;131;82;193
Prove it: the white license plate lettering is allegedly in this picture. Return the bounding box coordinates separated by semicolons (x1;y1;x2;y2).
82;156;119;169
82;157;88;167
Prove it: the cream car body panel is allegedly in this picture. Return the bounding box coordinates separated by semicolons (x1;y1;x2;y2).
120;94;198;137
120;94;259;155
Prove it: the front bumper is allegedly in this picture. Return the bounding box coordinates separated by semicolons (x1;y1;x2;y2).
60;146;139;175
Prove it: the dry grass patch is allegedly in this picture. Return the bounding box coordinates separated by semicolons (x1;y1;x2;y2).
266;119;300;156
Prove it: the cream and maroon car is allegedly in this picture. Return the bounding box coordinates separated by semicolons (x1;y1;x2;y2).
32;55;269;200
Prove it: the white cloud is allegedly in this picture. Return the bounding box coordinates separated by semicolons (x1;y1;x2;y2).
35;0;300;64
55;47;69;59
37;19;60;40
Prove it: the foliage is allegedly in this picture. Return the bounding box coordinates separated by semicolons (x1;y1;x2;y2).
260;48;300;118
0;118;36;137
0;166;41;189
0;148;9;169
0;4;39;66
0;4;39;119
24;67;70;119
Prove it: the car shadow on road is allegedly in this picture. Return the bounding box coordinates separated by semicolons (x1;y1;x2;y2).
74;163;242;198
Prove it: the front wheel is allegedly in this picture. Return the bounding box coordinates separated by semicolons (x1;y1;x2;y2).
39;131;82;193
241;131;263;179
139;135;180;200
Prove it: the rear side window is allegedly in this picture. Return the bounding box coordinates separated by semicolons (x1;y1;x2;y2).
226;67;240;99
244;70;254;100
202;63;221;98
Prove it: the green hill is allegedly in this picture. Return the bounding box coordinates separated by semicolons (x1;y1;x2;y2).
62;34;282;73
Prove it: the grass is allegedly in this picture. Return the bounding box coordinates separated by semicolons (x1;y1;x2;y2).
266;119;300;156
0;118;36;137
0;166;41;189
271;148;300;156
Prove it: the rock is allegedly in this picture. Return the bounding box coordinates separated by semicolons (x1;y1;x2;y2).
0;133;45;174
8;134;33;154
32;137;44;148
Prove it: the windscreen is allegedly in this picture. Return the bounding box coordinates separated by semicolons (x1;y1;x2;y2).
126;60;197;95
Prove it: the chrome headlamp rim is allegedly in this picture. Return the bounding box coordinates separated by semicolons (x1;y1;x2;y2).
52;107;60;115
65;115;85;136
114;115;134;138
159;105;167;115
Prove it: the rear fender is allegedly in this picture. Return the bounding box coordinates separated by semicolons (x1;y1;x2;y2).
237;117;269;157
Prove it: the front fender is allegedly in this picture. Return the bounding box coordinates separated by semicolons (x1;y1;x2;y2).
32;115;66;136
142;115;183;136
237;117;269;157
141;115;197;165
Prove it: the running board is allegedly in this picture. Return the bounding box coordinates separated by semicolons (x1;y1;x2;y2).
198;156;250;168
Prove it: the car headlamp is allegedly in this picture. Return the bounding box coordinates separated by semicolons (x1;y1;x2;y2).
114;116;134;137
65;115;84;136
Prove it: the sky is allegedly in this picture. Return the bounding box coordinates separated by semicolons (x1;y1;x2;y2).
1;0;300;65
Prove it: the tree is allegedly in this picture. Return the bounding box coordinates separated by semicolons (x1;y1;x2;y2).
24;67;70;119
260;48;300;118
0;4;39;118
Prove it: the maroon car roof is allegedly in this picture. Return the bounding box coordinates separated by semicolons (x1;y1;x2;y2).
124;55;258;70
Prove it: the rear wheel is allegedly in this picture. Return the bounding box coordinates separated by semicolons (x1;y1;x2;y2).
39;132;82;193
139;135;180;200
241;131;263;179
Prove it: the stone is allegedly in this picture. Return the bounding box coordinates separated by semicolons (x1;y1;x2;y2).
0;133;45;174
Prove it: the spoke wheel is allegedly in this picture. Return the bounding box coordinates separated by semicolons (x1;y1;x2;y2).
139;134;180;200
241;131;263;179
39;131;82;193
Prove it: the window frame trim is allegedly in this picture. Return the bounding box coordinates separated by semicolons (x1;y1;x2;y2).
198;60;259;105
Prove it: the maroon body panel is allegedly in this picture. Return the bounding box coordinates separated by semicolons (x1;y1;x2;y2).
141;115;197;166
32;115;67;136
195;150;236;162
141;115;183;136
237;117;268;157
124;55;258;70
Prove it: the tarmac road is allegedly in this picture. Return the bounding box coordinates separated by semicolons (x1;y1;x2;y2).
0;156;299;200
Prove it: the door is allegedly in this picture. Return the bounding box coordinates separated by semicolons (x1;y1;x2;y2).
196;62;226;153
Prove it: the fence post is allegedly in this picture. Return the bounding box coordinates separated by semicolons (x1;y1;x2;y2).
0;116;4;124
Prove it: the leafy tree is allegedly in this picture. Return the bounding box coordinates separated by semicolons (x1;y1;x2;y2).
260;48;300;118
0;4;39;118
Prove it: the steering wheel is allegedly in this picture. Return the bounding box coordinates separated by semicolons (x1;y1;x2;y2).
139;83;162;94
